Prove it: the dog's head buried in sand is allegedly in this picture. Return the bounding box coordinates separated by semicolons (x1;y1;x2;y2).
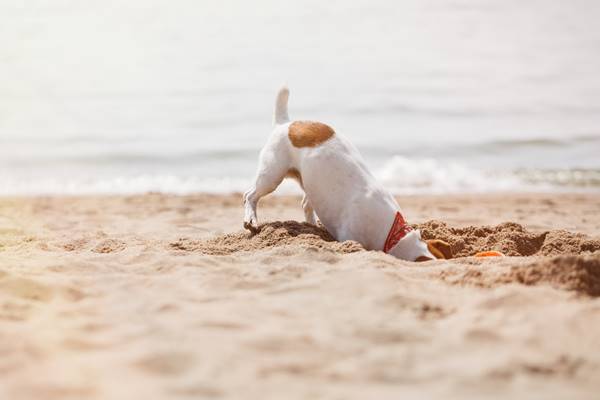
243;87;452;261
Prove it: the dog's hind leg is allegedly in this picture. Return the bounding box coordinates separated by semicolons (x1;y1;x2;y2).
243;140;289;233
301;193;317;225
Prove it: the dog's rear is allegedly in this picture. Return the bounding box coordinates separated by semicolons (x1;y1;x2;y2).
243;86;294;232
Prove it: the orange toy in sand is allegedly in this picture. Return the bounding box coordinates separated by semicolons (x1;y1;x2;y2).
474;250;505;257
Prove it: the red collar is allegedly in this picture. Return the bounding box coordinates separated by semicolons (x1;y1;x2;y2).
383;211;413;253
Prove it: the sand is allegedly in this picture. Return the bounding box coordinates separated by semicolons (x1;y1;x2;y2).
1;192;600;399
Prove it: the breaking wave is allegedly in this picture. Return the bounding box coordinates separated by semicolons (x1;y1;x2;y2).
375;156;600;194
1;156;598;196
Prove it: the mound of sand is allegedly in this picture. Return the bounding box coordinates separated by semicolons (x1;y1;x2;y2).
169;221;364;255
416;220;600;257
514;253;600;296
171;220;600;259
168;220;600;296
440;252;600;296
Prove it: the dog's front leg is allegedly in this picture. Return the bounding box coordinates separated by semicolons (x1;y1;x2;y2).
243;145;289;232
243;188;260;233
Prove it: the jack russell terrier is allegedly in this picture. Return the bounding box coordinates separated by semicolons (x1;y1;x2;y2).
243;87;452;261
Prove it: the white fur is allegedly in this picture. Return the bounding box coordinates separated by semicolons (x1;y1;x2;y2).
243;87;435;261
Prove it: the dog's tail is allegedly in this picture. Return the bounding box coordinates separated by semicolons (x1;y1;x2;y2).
273;86;290;125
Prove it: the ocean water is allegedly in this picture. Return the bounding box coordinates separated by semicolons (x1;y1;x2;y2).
1;0;599;195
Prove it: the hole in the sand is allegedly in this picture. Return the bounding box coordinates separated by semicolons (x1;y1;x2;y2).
416;221;600;297
172;220;600;259
170;220;600;296
416;220;600;258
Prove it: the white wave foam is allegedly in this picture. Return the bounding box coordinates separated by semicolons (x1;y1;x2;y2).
0;173;304;196
375;156;529;194
1;156;596;196
0;175;245;196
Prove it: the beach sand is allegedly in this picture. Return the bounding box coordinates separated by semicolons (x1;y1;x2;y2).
1;193;599;399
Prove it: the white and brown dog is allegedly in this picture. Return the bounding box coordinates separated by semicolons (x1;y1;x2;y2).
243;87;451;261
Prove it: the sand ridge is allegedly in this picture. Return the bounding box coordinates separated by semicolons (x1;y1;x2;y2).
439;252;600;297
416;220;600;257
169;219;600;258
169;221;364;255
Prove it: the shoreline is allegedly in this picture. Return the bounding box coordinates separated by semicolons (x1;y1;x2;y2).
7;191;595;231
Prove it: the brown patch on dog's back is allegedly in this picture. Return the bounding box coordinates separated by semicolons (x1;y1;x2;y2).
288;121;335;148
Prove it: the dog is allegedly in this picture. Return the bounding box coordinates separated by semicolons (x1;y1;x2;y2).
243;87;452;261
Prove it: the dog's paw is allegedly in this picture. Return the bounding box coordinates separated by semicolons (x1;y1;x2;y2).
243;220;259;234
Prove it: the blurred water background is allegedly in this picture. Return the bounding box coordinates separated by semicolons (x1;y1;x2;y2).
1;0;599;195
